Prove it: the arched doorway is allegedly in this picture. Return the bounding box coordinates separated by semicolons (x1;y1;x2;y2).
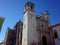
42;36;47;45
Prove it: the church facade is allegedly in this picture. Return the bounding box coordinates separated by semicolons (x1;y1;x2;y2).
3;2;60;45
22;2;54;45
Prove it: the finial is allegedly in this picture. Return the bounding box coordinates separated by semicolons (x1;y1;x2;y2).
45;10;49;15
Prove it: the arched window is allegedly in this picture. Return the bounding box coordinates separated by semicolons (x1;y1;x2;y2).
31;6;33;9
54;30;58;38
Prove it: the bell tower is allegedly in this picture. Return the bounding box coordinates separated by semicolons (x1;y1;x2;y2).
22;2;38;45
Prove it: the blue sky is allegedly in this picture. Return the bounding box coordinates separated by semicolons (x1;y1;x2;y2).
0;0;60;42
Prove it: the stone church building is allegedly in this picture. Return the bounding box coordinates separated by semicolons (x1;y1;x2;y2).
22;2;54;45
3;2;60;45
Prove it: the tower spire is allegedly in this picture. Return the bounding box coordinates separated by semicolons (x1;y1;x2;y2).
44;10;50;26
44;10;49;20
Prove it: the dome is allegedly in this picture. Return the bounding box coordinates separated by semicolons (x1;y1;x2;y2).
25;2;34;10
